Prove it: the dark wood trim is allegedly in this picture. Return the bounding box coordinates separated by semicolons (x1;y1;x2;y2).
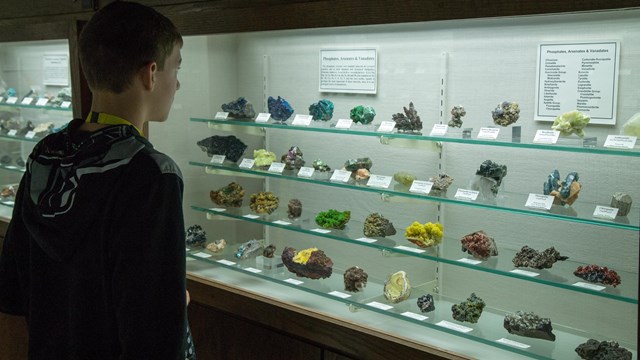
69;20;92;120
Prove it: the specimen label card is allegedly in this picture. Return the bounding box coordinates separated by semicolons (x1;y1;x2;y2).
192;252;212;259
292;114;313;126
244;267;262;274
335;118;353;129
329;291;351;299
5;97;17;104
533;130;560;144
395;245;425;254
429;124;448;136
268;162;286;173
573;282;606;291
401;312;428;321
592;205;618;220
43;54;69;86
458;258;482;265
367;174;392;189
410;180;433;194
477;127;500;140
272;220;291;226
21;97;33;105
209;155;225;164
367;301;393;310
297;167;315;177
61;101;71;108
454;189;479;201
377;121;396;133
319;48;377;94
214;112;229;120
243;214;260;219
496;338;531;349
604;135;637;149
239;158;255;169
36;98;49;106
7;130;17;136
284;278;304;285
525;194;554;210
209;208;226;212
330;170;351;182
510;269;540;277
355;237;377;243
437;320;473;333
311;228;331;234
535;42;620;124
25;131;36;139
217;259;236;266
255;113;271;122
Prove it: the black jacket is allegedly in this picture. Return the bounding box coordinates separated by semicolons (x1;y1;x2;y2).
0;118;186;359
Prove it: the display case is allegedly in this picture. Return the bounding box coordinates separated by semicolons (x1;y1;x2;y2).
153;7;639;359
0;39;73;221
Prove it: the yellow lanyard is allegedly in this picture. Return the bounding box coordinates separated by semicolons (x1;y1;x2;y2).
85;112;143;136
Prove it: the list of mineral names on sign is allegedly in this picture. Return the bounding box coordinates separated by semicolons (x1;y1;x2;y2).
535;42;619;124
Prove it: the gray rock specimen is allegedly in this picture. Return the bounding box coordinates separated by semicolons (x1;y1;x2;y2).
185;224;206;247
430;173;454;192
363;213;397;237
610;192;632;216
197;135;247;162
287;199;302;219
343;266;368;292
503;311;556;341
449;105;466;128
512;246;568;269
474;160;507;196
221;97;256;118
417;294;435;313
575;339;632;360
392;102;422;133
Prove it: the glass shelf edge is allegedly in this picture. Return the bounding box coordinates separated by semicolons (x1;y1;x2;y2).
0;103;72;112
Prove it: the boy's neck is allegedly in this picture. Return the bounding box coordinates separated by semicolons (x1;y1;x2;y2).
89;90;146;131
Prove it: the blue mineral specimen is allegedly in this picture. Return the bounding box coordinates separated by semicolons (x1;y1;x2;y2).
235;239;265;259
7;88;16;97
350;105;376;124
308;99;334;121
221;97;256;118
268;96;294;121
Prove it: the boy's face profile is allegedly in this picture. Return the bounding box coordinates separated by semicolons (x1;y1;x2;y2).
148;43;182;123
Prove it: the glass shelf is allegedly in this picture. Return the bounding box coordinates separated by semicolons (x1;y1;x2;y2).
190;117;640;157
0;199;15;208
0;133;42;143
0;102;72;112
191;204;637;304
185;249;637;360
189;161;639;231
0;164;26;173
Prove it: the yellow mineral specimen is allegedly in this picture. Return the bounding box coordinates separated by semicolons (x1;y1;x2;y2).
292;247;318;264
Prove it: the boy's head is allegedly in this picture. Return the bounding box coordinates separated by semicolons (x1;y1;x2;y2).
79;1;183;94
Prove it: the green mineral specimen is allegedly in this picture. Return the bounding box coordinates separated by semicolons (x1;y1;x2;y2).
254;149;277;168
210;182;245;207
552;110;590;137
349;105;376;124
315;209;351;229
451;293;486;323
393;171;417;187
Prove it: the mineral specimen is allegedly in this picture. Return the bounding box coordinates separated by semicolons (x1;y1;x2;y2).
254;149;277;168
267;96;294;121
451;293;485;323
574;265;621;287
221;97;256;118
0;155;11;165
315;209;351;229
363;213;397;237
185;224;207;247
281;247;333;279
460;230;498;259
287;199;302;219
33;122;54;137
543;170;581;206
504;311;556;341
393;171;417;187
197;135;247;162
206;238;226;253
621;112;640;137
449;105;466;128
512;246;568;269
0;185;17;198
383;271;412;303
354;168;370;180
429;173;454;192
263;244;276;258
392;102;422;133
280;145;305;170
344;158;372;171
417;294;435;313
235;239;265;259
16;121;35;136
491;101;520;126
405;221;443;248
308;99;334;121
210;182;245;207
343;266;368;292
312;159;331;172
472;160;507;196
575;339;632;360
350;105;376;124
610;192;632;216
552;110;591;137
249;191;279;214
49;87;72;107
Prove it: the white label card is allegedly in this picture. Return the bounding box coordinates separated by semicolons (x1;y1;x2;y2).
214;112;229;119
366;174;392;189
239;158;255;169
255;113;271;123
292;114;313;126
6;97;17;104
525;193;555;210
192;252;212;259
268;162;286;173
210;155;225;164
61;101;71;108
409;180;433;194
36;98;49;106
25;131;36;139
454;189;479;201
395;245;426;254
437;320;473;333
217;259;236;266
604;135;637;149
297;167;315;177
7;129;17;136
377;121;396;133
429;124;448;136
244;267;262;274
272;220;291;226
510;269;540;277
330;170;351;182
593;205;619;220
311;228;331;234
401;312;428;321
209;208;226;212
21;97;33;105
335;118;353;129
4;201;14;205
573;282;606;291
355;237;377;243
243;214;260;219
329;291;351;299
367;301;393;310
496;338;531;349
284;278;304;285
533;130;561;144
458;258;482;265
477;127;500;140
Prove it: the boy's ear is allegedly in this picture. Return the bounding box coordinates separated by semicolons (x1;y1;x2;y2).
139;61;158;91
